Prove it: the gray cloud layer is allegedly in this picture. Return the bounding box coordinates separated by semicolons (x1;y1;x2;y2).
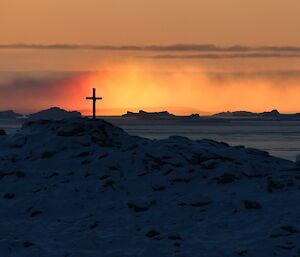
2;44;300;59
1;44;300;53
151;53;300;59
0;72;92;112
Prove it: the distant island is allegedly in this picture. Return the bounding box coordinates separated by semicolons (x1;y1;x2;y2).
213;109;300;119
121;109;300;121
122;110;200;120
28;107;82;121
0;107;81;120
1;108;300;121
0;110;23;119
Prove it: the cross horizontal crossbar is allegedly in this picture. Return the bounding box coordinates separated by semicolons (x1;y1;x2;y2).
86;97;102;100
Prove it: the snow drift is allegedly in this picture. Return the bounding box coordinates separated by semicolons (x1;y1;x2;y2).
0;118;299;257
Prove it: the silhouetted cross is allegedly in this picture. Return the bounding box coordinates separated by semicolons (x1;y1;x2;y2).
86;88;102;120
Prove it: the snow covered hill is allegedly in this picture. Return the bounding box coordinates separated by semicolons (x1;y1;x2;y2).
0;118;299;257
28;107;81;121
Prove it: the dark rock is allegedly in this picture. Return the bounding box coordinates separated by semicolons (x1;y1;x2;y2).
216;173;237;184
23;241;34;248
190;200;211;207
152;185;166;191
145;230;160;238
168;234;183;241
267;180;285;192
76;151;90;158
15;171;26;178
170;177;192;184
48;172;59;178
108;165;119;171
128;202;149;212
269;225;299;239
30;210;43;217
10;136;27;148
278;242;295;250
244;200;262;209
127;201;156;213
102;180;115;188
280;225;298;234
99;175;110;180
235;249;248;255
3;193;15;199
89;223;99;229
57;125;85;137
41;151;56;159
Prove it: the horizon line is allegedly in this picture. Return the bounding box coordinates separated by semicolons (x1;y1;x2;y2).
4;107;300;116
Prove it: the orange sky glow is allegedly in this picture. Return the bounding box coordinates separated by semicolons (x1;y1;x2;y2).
1;0;300;115
41;62;300;116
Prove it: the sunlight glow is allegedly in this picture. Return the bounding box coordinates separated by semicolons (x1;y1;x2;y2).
73;62;300;115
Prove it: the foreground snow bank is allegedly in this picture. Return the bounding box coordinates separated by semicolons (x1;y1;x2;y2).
0;118;299;257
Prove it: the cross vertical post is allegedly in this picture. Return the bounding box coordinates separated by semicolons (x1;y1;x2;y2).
86;88;102;120
92;88;96;119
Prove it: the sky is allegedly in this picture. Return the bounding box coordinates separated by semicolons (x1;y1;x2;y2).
1;0;300;45
1;0;300;115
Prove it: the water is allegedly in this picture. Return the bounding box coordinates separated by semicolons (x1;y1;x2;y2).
1;118;300;161
0;119;24;135
104;117;300;161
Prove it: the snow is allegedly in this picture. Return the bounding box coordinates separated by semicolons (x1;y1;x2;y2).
0;118;299;257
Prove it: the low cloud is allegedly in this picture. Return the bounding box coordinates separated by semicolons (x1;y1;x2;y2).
151;53;300;59
1;44;300;54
